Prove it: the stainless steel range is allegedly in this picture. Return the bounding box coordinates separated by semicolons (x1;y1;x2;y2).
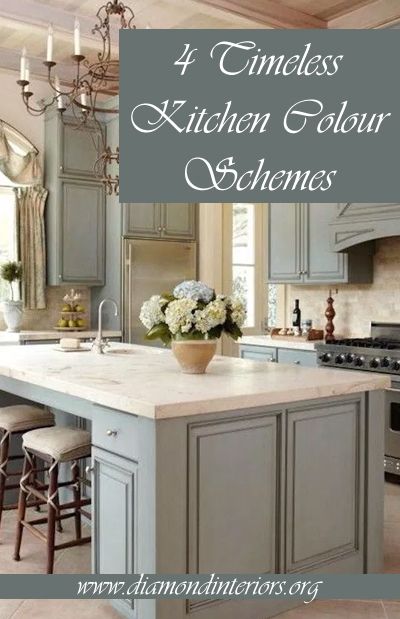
316;322;400;477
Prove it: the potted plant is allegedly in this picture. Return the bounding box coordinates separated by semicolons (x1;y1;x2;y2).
1;261;23;332
139;280;246;374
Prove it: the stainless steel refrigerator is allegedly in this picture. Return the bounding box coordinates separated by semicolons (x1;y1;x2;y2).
123;239;197;345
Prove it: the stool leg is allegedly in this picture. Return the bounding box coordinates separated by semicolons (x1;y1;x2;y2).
13;453;30;561
31;456;41;513
0;431;10;531
46;462;58;574
72;461;81;540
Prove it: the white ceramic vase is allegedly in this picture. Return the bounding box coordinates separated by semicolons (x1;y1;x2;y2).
2;300;23;332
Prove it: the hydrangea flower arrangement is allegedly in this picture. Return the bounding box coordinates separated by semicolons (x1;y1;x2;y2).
139;280;246;345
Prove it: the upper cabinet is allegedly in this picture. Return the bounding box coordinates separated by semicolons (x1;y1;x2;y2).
45;111;106;286
268;204;373;285
331;204;400;251
123;203;197;241
58;117;104;179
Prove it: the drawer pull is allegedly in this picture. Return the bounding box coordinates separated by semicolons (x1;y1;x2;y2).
106;429;118;437
294;360;300;365
85;465;94;474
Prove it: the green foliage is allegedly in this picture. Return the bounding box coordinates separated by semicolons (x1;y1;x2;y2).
145;323;171;345
0;261;22;301
0;261;22;284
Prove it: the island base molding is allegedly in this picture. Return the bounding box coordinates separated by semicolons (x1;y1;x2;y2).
0;377;385;619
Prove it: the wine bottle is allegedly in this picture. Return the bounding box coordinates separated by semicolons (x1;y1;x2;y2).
292;299;301;328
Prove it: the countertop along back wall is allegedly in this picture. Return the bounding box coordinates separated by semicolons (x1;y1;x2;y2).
286;237;400;338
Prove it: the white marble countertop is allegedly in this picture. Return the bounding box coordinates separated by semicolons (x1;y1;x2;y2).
0;343;388;419
240;335;324;351
0;330;122;344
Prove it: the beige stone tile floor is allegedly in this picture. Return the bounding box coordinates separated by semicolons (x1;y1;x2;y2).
0;482;399;619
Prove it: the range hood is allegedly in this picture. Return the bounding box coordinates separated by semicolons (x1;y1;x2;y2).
331;203;400;251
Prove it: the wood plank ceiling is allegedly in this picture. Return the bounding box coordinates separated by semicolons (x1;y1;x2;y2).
0;0;399;85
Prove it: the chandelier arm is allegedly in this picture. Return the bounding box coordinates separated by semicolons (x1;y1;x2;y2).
47;63;82;99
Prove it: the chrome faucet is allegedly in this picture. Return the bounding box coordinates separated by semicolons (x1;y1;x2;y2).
92;299;119;354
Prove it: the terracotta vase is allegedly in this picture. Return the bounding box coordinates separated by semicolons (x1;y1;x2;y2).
171;339;217;374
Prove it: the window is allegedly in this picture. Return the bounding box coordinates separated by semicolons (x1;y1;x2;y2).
232;203;257;328
0;188;17;301
222;203;267;351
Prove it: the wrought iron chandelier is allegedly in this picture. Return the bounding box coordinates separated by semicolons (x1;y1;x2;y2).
16;0;136;195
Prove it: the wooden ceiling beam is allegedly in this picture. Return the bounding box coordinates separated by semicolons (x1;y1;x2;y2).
328;0;400;28
195;0;327;29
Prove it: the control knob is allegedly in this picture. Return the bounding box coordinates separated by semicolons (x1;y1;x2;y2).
369;357;380;369
381;357;391;368
319;353;331;363
335;354;346;365
392;360;400;372
354;356;364;367
346;353;355;363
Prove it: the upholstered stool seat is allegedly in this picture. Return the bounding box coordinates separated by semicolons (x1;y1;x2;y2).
14;425;92;573
0;405;54;433
23;427;91;462
0;405;54;534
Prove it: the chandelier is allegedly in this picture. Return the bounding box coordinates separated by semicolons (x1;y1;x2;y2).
16;0;136;195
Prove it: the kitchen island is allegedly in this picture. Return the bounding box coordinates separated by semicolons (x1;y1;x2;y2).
0;344;389;619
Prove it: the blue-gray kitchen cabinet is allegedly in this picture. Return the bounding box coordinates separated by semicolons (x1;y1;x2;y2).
46;178;105;286
44;111;106;286
268;203;373;284
123;203;197;240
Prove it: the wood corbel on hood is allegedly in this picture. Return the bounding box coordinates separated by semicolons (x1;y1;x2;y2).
331;203;400;251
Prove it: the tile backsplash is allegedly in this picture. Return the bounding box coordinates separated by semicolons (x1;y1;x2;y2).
287;237;400;338
0;286;91;332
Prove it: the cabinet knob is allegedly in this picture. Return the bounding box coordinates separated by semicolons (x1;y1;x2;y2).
58;274;62;280
106;429;118;437
158;226;162;232
85;465;94;474
59;165;63;172
294;360;300;365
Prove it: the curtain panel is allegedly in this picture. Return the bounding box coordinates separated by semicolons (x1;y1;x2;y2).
16;186;48;310
0;123;41;185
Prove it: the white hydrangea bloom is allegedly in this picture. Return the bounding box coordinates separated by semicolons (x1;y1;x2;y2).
194;298;227;334
229;297;246;328
173;280;214;303
139;295;167;330
165;298;197;335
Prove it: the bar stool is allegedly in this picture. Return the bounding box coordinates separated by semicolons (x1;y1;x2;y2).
14;426;91;574
0;405;55;530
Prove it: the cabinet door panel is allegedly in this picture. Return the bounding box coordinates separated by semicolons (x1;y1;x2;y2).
268;204;302;282
286;400;364;572
161;203;197;240
61;179;105;285
60;118;103;178
304;204;347;283
188;415;279;575
123;203;161;238
92;448;136;575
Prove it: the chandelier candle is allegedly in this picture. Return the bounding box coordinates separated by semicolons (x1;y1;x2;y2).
19;48;26;81
47;24;53;63
74;18;81;56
